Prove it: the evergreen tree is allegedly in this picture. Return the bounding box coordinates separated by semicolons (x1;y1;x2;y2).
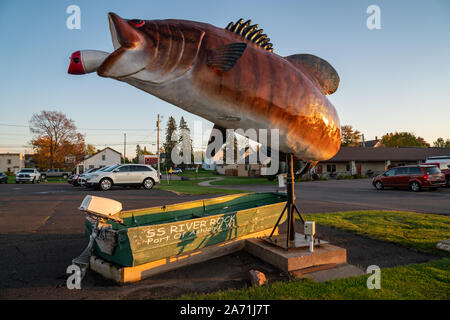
178;117;194;167
164;116;178;167
134;144;142;163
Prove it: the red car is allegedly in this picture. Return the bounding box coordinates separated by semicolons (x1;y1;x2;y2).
372;165;446;192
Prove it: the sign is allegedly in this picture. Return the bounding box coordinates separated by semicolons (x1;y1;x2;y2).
169;168;173;174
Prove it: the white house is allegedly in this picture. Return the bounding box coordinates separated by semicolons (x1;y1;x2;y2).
76;147;121;174
0;153;25;173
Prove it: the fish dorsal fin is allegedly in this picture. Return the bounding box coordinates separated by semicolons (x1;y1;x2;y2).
207;43;247;71
225;18;273;53
285;54;340;95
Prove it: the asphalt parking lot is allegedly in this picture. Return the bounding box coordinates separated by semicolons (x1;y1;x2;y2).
223;178;450;215
0;180;447;299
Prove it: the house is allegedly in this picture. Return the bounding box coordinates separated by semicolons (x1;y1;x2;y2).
75;147;121;174
215;146;271;177
0;153;25;173
318;147;450;177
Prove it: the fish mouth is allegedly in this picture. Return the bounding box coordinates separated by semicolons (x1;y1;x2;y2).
97;12;147;78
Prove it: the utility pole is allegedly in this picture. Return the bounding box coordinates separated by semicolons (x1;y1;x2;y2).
123;133;126;163
156;114;161;178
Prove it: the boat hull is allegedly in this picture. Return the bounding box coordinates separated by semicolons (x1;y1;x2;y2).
85;192;287;267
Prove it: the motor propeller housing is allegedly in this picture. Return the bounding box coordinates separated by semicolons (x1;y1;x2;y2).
68;50;109;74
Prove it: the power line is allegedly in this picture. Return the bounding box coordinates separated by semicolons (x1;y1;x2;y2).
0;123;156;132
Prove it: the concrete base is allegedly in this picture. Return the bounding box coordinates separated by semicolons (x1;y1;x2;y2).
290;263;364;282
245;234;347;273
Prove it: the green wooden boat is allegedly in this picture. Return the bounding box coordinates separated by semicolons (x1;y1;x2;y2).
84;192;287;267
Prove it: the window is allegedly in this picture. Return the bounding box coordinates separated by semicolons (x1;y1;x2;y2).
346;164;350;172
396;167;408;175
102;155;106;161
385;169;396;176
326;164;336;172
408;167;423;175
425;167;441;174
131;165;151;172
7;159;11;164
89;165;94;169
117;165;130;172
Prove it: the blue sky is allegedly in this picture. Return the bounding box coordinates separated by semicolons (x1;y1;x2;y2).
0;0;449;156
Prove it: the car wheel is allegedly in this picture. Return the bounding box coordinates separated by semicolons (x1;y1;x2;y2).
32;178;36;184
410;181;421;192
447;178;450;187
41;174;46;180
63;174;68;179
143;178;154;190
375;181;384;190
99;178;113;191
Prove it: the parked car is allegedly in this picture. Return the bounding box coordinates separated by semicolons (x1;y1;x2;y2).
372;165;446;192
425;157;450;187
0;172;8;183
84;164;160;191
40;168;71;180
69;167;100;186
171;168;183;174
15;168;41;184
78;166;112;186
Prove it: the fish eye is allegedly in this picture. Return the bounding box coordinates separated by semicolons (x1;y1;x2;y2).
129;19;145;27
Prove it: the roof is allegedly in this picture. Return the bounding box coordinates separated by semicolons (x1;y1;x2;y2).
79;147;121;162
324;147;450;162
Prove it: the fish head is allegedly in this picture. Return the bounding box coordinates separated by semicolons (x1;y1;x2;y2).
97;13;158;79
97;13;205;83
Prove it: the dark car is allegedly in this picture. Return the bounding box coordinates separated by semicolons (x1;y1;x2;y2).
372;165;446;192
0;172;8;183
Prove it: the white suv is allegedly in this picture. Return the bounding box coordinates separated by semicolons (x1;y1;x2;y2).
85;164;159;191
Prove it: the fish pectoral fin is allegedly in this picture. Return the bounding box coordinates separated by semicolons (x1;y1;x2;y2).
285;54;340;95
206;124;227;158
207;43;247;71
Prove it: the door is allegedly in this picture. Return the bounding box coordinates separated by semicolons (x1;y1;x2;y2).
382;168;396;187
393;167;409;187
129;165;146;184
114;165;131;183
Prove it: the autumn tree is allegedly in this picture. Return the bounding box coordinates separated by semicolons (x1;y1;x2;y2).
433;137;450;148
86;144;96;155
341;125;362;147
29;111;85;169
381;132;429;148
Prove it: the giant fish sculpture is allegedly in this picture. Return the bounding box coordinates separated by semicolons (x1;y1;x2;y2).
68;13;341;161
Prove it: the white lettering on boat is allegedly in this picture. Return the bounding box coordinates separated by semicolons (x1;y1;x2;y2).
130;214;237;249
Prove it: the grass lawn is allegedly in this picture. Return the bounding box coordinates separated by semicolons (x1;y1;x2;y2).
210;177;276;185
155;179;249;195
179;210;450;299
7;176;67;184
303;210;450;256
180;258;450;300
179;170;217;178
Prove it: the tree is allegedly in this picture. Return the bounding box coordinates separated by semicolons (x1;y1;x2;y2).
178;117;194;167
341;125;361;147
31;134;86;170
381;132;429;148
86;144;96;155
433;137;450;148
163;116;177;167
29;110;84;169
